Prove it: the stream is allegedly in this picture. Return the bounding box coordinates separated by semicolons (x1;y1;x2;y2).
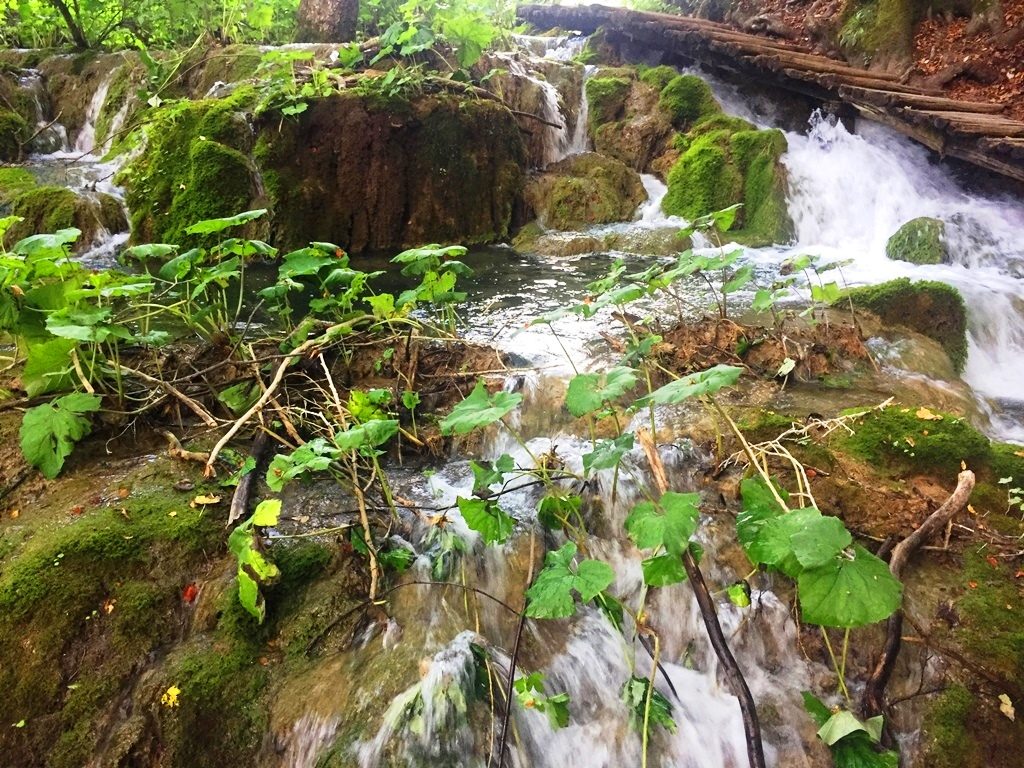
9;33;1024;767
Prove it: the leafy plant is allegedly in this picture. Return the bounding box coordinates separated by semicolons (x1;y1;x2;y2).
19;392;102;478
228;498;282;623
525;542;615;619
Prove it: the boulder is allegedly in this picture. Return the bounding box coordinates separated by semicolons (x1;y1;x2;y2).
847;278;968;373
4;185;127;252
522;152;646;230
885;217;948;265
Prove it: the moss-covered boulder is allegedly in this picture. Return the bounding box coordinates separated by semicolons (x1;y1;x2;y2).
885;216;948;265
0;109;28;161
585;74;632;129
522;151;646;230
638;64;678;92
0;167;37;208
4;186;127;251
847;278;968;373
659;74;721;129
663;121;793;246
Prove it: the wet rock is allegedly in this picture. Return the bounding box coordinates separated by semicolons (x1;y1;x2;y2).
847;278;968;373
659;74;721;129
512;222;690;257
0;167;36;208
4;185;127;252
521;151;646;230
885;216;948;265
664;119;793;246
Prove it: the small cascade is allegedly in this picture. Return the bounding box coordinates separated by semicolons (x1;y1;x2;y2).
74;67;118;155
17;69;68;153
565;64;594;156
782;111;1024;441
281;714;341;768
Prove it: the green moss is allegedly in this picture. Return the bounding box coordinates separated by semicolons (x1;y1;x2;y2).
954;552;1024;680
864;0;917;60
0;167;37;207
989;442;1024;481
120;87;259;243
659;74;721;129
838;405;991;480
8;185;79;233
847;278;968;372
730;128;793;246
638;65;677;92
663;130;743;220
527;152;646;230
920;685;977;768
676;113;756;150
886;217;947;265
584;76;631;129
0;109;28;162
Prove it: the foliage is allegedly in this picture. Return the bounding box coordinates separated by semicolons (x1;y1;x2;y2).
228;499;282;622
804;693;899;767
525;542;615;619
20;392;102;478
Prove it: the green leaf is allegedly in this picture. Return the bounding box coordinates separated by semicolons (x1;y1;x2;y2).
722;264;754;294
727;581;752;607
745;507;822;578
440;379;522;435
251;499;281;527
22;338;75;396
537;493;581;530
217;381;260;415
525;542;614;619
625;491;700;556
564;366;637;418
513;673;570;729
380;546;416;573
621;676;677;735
457;497;514;545
469;453;514;496
818;710;877;747
791;515;852;569
20;392;102;479
185;209;268;235
737;476;788;548
798;545;903;628
636;364;742;407
582;433;634;476
266;438;337;491
333;419;399;453
641;554;687;587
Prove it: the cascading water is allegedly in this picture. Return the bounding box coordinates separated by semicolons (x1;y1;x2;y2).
74;66;119;155
779;112;1024;441
17;69;68;153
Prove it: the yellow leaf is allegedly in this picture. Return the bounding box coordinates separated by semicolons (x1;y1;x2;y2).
160;685;181;708
168;511;178;518
962;460;968;470
999;693;1015;721
9;509;18;519
190;494;221;508
916;407;942;421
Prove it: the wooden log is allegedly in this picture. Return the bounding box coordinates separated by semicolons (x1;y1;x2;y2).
779;68;937;95
749;52;902;81
898;108;1024;137
838;85;1005;114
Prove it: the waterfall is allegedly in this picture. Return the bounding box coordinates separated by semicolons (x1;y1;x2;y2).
74;67;119;155
781;112;1024;441
18;69;68;153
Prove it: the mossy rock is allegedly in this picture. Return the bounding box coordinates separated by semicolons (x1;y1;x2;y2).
847;278;968;373
5;186;127;250
585;75;632;129
920;685;979;768
659;74;721;129
837;404;990;479
663;108;792;246
638;64;678;92
885;216;948;265
523;151;646;230
119;87;262;244
0;167;37;208
0;109;28;162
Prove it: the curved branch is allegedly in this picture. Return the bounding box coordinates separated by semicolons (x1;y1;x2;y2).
861;469;975;719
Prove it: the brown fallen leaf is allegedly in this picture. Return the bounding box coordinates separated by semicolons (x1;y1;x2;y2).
916;407;942;420
999;694;1015;721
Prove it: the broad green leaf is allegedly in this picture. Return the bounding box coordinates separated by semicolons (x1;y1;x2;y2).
251;499;282;527
641;554;687;587
469;453;514;496
513;673;570;729
625;491;700;556
22;337;75;396
266;438;337;491
20;392;102;478
737;476;788;549
525;542;614;619
185;209;268;235
380;546;416;572
333;419;399;453
722;264;754;294
798;545;903;628
745;507;822;578
440;380;522;436
791;516;852;569
811;282;843;306
637;364;742;407
564;367;637;418
217;381;260;415
457;497;514;545
237;570;264;622
574;559;615;601
582;433;634;476
818;710;880;747
123;243;178;261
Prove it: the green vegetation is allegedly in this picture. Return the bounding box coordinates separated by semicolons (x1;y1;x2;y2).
659;74;721;128
847;278;968;372
885;216;947;265
584;75;632;129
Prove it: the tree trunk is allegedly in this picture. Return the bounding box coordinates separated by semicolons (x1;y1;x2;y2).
296;0;358;43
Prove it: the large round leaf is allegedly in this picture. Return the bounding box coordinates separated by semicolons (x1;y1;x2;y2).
798;545;902;628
